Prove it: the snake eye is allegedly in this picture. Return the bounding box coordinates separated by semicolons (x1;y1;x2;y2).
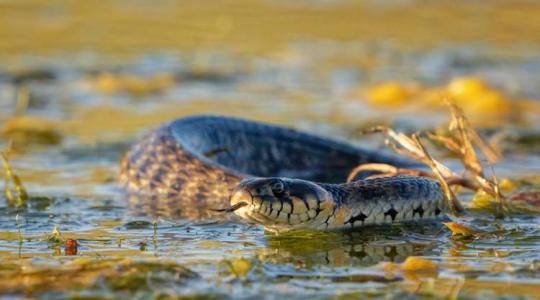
270;180;285;196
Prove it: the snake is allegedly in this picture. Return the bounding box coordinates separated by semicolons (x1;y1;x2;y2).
120;115;447;233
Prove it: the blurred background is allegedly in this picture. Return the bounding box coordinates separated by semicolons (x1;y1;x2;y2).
1;1;540;298
2;0;540;192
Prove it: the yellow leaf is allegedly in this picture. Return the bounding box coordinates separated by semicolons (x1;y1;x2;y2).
228;258;253;277
447;77;488;98
471;190;497;211
500;178;518;192
401;257;438;273
401;257;438;280
443;222;477;237
447;77;512;117
366;82;416;107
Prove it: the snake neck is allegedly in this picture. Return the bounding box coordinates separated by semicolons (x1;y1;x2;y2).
314;176;447;229
318;176;444;204
316;183;351;205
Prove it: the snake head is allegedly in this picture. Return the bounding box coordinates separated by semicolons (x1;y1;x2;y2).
230;177;335;233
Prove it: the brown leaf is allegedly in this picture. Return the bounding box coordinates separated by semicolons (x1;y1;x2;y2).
443;222;478;237
401;257;438;280
401;257;438;273
64;239;78;256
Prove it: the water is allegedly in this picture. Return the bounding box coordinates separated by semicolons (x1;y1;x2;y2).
1;1;540;299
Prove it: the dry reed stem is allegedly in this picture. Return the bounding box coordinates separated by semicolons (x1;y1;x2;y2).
1;151;28;207
354;101;515;216
412;134;464;214
363;126;455;178
355;127;465;214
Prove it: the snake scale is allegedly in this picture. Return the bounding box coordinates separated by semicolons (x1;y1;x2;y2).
120;115;447;233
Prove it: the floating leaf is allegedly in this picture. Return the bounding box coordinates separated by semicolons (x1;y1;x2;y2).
401;257;438;273
365;82;418;107
443;222;478;237
471;190;498;212
358;77;526;127
500;178;518;192
381;257;439;281
228;258;253;277
447;77;513;118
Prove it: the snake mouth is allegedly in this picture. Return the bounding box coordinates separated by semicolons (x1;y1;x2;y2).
219;185;278;225
226;187;258;221
231;191;327;230
225;177;337;232
210;201;248;213
210;187;252;213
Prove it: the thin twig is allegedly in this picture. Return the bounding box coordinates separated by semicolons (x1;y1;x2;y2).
412;134;464;215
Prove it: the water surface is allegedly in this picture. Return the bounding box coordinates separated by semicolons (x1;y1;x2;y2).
1;1;540;299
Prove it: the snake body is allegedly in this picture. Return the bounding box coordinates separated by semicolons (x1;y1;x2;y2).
120;115;447;232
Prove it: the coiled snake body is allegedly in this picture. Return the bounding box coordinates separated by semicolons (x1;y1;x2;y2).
120;115;447;233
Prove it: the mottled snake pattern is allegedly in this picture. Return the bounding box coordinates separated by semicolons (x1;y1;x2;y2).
120;115;447;232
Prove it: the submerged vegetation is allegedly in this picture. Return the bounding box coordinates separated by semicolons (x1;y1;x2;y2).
1;0;540;299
